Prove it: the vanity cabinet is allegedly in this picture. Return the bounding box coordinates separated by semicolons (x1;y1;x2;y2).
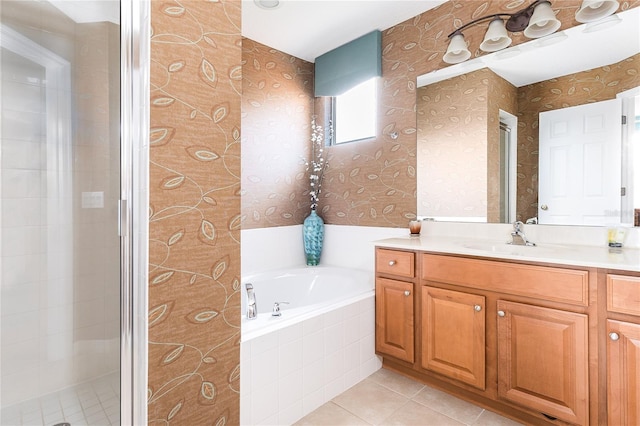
496;300;589;425
421;286;485;390
375;248;601;425
605;274;640;425
375;249;416;363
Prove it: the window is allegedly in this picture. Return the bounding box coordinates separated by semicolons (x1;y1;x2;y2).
332;78;377;144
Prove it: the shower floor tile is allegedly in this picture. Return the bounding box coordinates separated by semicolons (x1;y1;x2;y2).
0;372;120;426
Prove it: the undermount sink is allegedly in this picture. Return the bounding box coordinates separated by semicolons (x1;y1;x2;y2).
461;242;531;253
458;241;567;255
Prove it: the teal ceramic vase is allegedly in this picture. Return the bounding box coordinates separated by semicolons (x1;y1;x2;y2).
303;209;324;266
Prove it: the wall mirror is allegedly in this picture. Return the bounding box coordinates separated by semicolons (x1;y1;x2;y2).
416;7;640;227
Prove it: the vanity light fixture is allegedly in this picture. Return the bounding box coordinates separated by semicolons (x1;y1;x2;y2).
444;0;561;64
575;0;619;23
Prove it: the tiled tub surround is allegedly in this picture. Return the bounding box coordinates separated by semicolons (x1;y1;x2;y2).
241;224;408;276
240;225;407;425
240;295;380;425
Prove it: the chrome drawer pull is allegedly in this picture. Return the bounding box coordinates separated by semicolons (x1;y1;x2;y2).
609;332;620;341
404;290;411;297
497;310;505;317
474;305;482;312
388;260;396;266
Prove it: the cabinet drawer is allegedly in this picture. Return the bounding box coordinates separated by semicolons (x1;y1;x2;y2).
377;249;415;278
422;254;589;306
607;274;640;316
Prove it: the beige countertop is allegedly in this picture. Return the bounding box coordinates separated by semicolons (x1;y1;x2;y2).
375;236;640;272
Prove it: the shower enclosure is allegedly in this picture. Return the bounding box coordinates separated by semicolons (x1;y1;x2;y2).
0;0;147;424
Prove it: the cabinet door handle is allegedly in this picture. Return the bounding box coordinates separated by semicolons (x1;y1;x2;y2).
474;305;482;312
609;332;620;341
497;310;505;317
388;260;396;266
404;290;411;297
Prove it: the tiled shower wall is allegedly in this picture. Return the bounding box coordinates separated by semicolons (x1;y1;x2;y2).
1;1;119;407
241;0;640;229
148;1;242;424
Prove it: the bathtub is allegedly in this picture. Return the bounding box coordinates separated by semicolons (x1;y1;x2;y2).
240;266;382;425
241;266;373;341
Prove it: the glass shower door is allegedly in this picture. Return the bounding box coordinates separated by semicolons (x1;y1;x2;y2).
1;1;122;425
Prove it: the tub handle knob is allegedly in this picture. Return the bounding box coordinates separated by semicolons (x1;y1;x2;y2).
272;301;289;317
404;290;411;297
388;260;396;266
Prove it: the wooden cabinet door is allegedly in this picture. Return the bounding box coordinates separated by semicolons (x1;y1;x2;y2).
421;286;485;389
375;278;414;362
497;300;588;425
607;319;640;426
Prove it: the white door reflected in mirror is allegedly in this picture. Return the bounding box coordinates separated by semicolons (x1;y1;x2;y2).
538;98;622;225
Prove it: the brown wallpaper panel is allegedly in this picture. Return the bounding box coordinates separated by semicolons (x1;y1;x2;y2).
148;1;241;424
416;68;517;222
241;38;315;229
417;69;491;220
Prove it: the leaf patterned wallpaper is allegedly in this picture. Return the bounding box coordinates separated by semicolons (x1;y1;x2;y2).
417;69;493;221
242;0;639;229
241;39;314;229
416;68;518;222
148;1;241;424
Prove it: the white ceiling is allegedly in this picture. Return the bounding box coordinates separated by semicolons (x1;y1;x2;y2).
241;0;447;63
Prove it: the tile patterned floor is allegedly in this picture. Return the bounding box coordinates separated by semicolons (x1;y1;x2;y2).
295;368;523;426
0;372;120;426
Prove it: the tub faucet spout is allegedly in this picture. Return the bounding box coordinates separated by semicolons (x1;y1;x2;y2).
246;283;257;320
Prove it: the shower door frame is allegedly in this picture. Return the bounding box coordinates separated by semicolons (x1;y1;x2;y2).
121;0;149;424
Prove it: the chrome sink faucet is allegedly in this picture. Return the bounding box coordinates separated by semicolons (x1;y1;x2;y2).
509;221;536;246
246;283;257;320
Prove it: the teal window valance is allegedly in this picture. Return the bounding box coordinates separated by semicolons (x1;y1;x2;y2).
314;30;382;97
